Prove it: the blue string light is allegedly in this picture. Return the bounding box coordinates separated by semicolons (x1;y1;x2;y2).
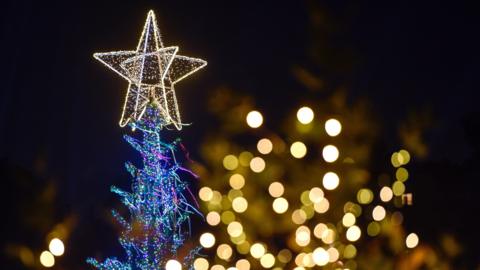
87;104;201;270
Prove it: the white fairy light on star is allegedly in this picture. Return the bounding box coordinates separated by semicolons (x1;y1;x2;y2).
94;10;207;129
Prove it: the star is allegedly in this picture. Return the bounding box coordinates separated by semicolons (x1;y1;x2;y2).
93;10;207;129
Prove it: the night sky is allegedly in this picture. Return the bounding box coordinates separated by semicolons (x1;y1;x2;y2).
1;0;479;268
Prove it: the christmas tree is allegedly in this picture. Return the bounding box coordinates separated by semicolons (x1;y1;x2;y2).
88;10;206;270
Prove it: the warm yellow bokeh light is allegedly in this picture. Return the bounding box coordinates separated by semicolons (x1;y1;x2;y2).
221;211;236;224
380;186;393;202
166;259;182;270
250;243;266;259
321;229;335;244
238;151;253;167
322;172;339;190
199;187;213;201
39;251;55;267
229;174;245;190
211;265;226;270
290;142;307;159
295;226;311;247
346;225;361;242
277;249;292;263
48;238;64;256
313;223;327;239
272;197;289;214
372;205;386;221
268;182;284;197
217;244;233;260
308;187;324;203
291;209;307;224
227;221;244;237
302;253;315;268
396;167;409;182
193;258;209;270
313;198;329;214
236;259;251;270
325;119;342;136
367;221;381;236
392;181;406;196
406;233;419;248
250;157;266;173
199;233;216;248
246;111;263;128
232;197;248;213
327;247;339;263
357;188;374;204
343;244;357;259
223;155;239;170
297;107;314;124
322;145;339;162
257;138;273;155
312;247;329;266
399;149;411;165
260;253;275;268
342;213;356;227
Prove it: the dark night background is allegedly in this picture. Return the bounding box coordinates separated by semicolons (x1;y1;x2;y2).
1;0;479;269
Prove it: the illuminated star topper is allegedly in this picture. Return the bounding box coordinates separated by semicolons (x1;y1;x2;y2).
94;10;207;129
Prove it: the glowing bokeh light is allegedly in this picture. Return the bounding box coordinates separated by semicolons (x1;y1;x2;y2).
292;209;307;224
312;247;329;266
343;244;357;259
199;187;213;201
250;157;266;173
342;213;356;227
193;258;209;270
232;197;248;213
166;259;182;270
278;249;292;263
367;221;381;236
272;197;289;214
268;182;285;197
229;174;245;190
324;119;342;136
380;186;393;202
223;155;239;170
396;167;409;182
290;142;307;159
40;251;55;267
346;225;361;242
392;181;406;196
48;238;65;256
313;198;329;214
297;107;314;124
308;187;324;203
217;244;233;260
295;226;311;246
236;259;250;270
357;188;374;204
313;223;328;239
322;172;339;190
406;233;419;248
260;253;275;268
250;243;266;259
227;222;244;237
372;205;386;221
246;111;263;128
327;247;339;263
257;138;273;155
322;145;339;162
199;232;216;248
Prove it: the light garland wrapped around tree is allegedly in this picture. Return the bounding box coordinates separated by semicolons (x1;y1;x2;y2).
88;10;206;270
193;89;419;270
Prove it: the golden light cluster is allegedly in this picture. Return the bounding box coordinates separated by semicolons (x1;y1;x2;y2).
197;104;419;269
39;237;65;268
